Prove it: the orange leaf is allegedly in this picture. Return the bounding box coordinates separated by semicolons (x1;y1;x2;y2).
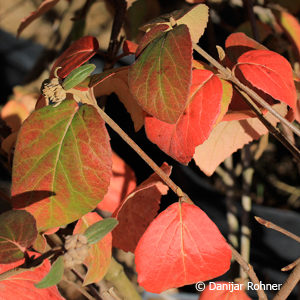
112;163;171;252
98;152;136;213
145;69;223;164
0;253;65;299
235;49;297;110
135;202;231;293
73;212;112;286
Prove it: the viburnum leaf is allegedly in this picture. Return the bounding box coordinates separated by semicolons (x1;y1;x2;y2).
50;36;99;79
139;4;209;44
35;256;64;289
194;103;288;176
235;49;297;110
11;100;112;231
93;67;144;131
74;212;112;286
145;69;223;164
0;252;65;299
98;152;136;213
122;40;138;55
0;210;37;264
129;24;192;124
199;282;251;300
136;24;170;57
135;202;231;293
17;0;61;37
277;11;300;60
112;163;171;253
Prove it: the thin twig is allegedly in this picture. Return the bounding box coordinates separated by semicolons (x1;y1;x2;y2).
255;216;300;243
87;89;192;202
273;260;300;300
282;257;300;272
192;43;300;138
62;278;96;300
230;245;268;300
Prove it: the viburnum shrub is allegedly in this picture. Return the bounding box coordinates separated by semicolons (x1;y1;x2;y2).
0;1;299;300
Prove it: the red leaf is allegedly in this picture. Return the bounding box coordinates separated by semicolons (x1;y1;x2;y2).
199;282;251;300
0;253;65;299
129;24;192;124
74;212;112;286
11;100;112;231
122;40;138;55
0;210;37;264
145;69;223;164
235;49;297;110
194;103;288;176
17;0;60;37
97;152;136;213
112;163;171;252
50;36;99;79
135;202;231;293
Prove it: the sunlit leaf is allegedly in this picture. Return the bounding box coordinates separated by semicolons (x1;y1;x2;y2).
129;24;192;124
11;100;112;231
135;202;231;293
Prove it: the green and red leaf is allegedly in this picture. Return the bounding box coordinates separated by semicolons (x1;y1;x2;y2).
11;100;112;231
112;163;171;252
50;36;99;79
129;24;192;124
135;202;231;293
0;210;37;264
74;212;112;286
235;50;297;110
145;69;223;164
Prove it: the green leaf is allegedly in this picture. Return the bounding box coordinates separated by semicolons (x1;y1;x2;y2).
35;256;64;289
0;210;37;264
11;100;112;231
84;218;118;245
63;64;96;90
128;24;192;124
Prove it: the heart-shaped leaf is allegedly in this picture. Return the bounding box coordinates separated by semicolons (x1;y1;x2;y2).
35;256;64;288
112;163;171;252
0;210;37;264
145;69;223;164
235;49;297;110
135;202;232;293
74;212;112;286
129;24;192;124
11;100;112;231
50;36;99;79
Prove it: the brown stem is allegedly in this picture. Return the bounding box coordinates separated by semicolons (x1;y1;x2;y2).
242;0;260;42
192;43;300;138
230;246;268;300
273;260;300;300
255;216;300;243
62;278;96;300
282;257;300;272
88;89;192;202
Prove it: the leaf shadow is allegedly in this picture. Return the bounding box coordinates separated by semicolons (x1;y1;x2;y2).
11;190;56;208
